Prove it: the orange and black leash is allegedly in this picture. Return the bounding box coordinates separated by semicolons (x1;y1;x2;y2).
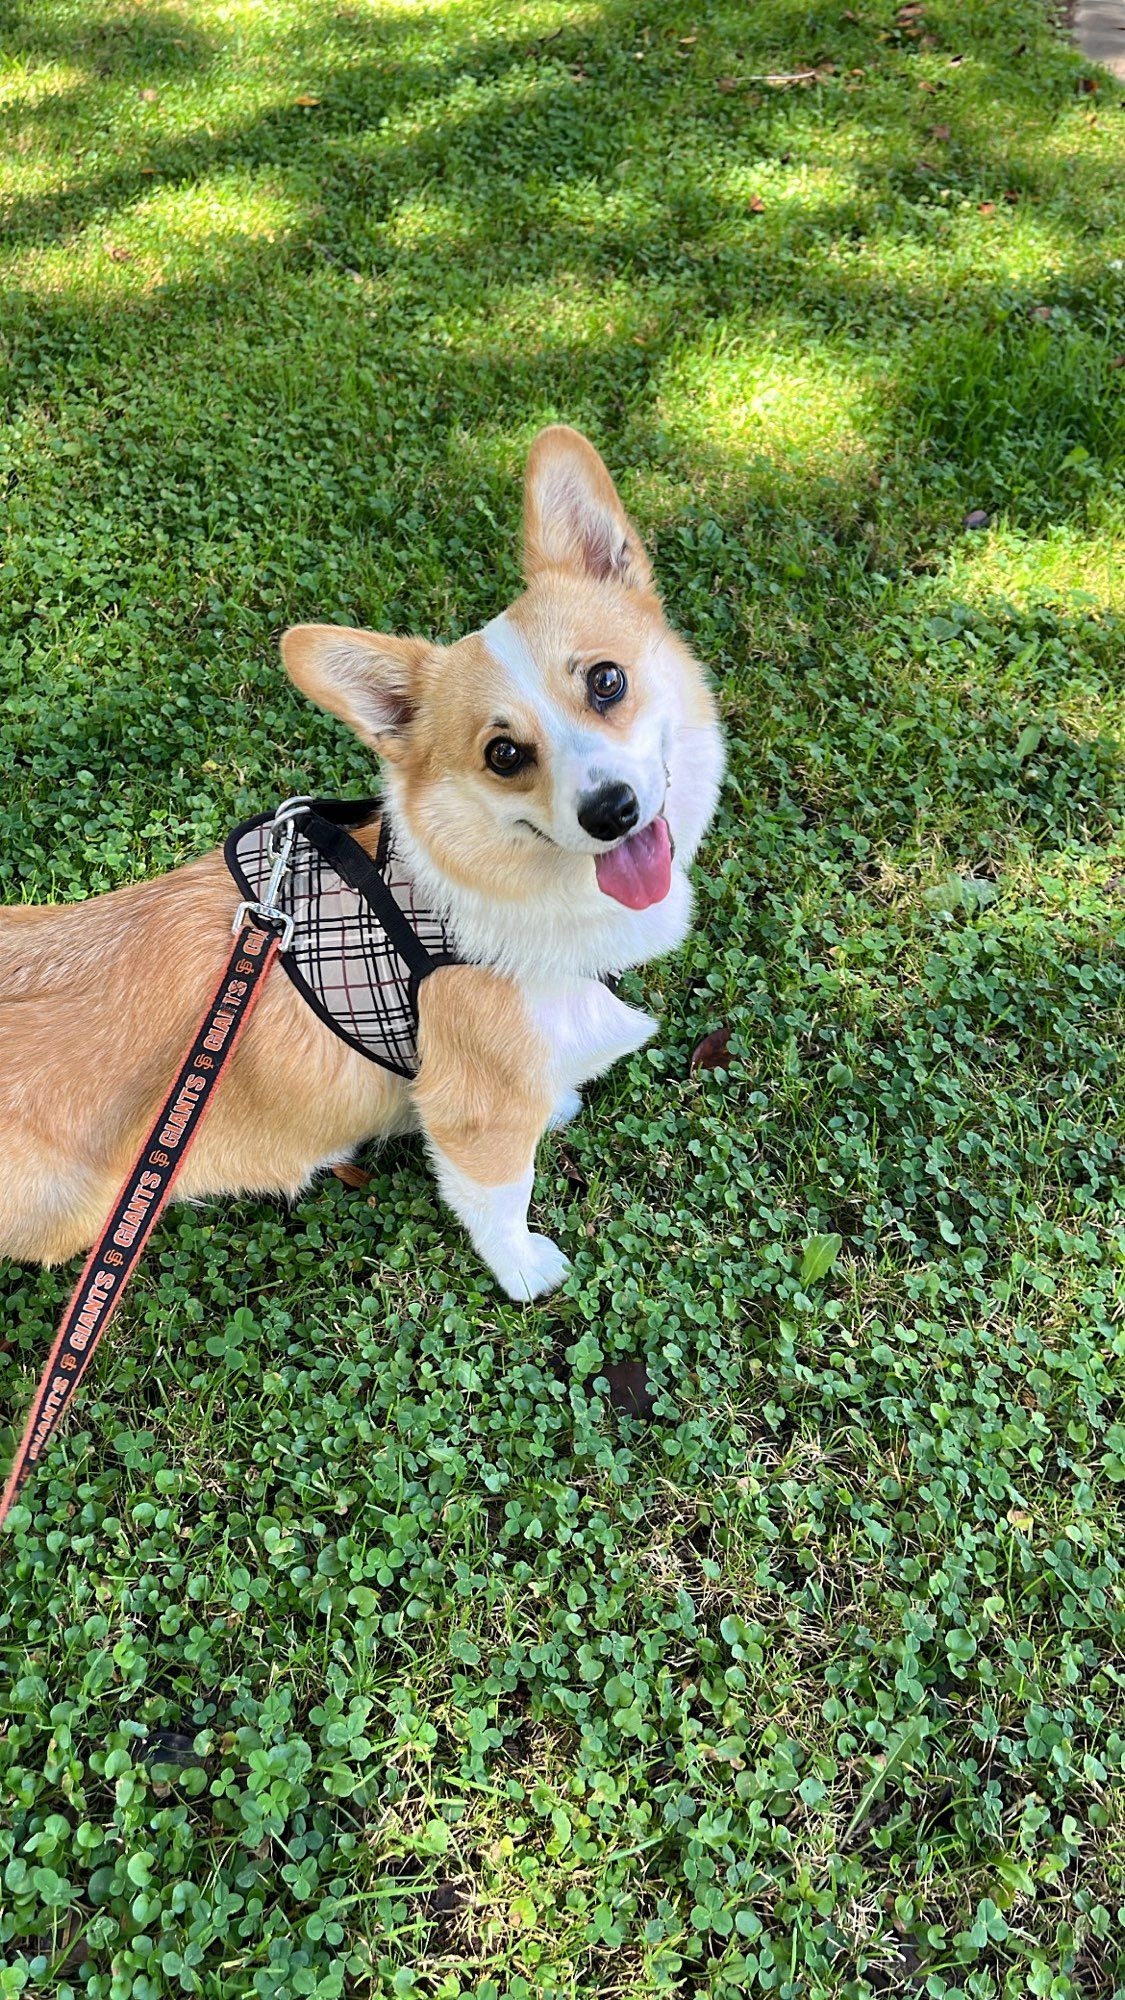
0;919;280;1530
0;801;312;1531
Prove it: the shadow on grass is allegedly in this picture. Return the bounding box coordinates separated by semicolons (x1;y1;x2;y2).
2;0;1120;526
1;0;1121;885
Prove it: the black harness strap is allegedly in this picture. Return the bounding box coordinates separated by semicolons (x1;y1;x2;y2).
299;809;439;985
223;797;459;1077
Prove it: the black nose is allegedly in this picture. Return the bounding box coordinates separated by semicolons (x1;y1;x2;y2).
577;781;640;843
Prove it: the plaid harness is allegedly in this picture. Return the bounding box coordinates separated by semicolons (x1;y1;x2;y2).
224;799;459;1078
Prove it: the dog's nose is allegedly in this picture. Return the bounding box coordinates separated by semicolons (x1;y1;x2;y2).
577;782;640;843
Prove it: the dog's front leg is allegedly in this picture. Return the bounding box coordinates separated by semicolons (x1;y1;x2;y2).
428;1157;570;1301
413;966;567;1301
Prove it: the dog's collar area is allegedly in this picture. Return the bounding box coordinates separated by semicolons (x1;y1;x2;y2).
224;797;460;1078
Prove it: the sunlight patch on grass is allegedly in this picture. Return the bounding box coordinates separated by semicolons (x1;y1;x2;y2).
437;270;653;360
384;191;480;252
1;171;303;295
655;330;883;503
0;59;91;112
130;173;303;253
945;518;1125;616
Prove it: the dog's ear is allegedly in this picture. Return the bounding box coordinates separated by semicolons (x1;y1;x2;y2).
281;625;429;762
522;425;654;594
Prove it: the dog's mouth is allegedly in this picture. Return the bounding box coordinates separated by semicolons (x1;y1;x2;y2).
594;815;672;911
515;818;557;845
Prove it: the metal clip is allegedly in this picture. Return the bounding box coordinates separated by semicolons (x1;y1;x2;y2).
232;795;312;952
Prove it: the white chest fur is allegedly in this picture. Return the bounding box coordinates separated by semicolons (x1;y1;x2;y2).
525;975;657;1090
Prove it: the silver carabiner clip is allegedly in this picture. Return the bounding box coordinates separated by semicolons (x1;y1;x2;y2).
232;795;312;952
267;794;314;860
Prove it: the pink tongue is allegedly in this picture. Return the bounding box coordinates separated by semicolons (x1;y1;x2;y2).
594;816;672;910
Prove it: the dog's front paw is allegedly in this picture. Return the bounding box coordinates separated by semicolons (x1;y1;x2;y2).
493;1233;572;1302
547;1087;582;1131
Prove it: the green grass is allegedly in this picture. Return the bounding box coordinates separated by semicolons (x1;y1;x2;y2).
2;0;1125;1993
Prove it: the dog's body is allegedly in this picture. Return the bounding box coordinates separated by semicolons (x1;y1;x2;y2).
0;429;724;1298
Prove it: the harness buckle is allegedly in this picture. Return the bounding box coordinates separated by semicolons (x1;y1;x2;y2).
231;795;312;953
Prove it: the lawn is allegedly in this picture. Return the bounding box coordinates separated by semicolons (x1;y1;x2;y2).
2;0;1125;1993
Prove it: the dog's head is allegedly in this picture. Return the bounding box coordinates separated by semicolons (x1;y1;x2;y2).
282;426;723;910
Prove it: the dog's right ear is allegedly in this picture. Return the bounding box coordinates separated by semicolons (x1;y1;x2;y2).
281;625;429;762
522;425;654;595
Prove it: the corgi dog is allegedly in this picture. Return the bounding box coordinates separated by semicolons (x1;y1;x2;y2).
0;427;724;1300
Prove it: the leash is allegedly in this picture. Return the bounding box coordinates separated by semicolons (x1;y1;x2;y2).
0;799;309;1532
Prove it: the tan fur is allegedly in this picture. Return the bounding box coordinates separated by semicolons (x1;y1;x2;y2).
414;968;552;1185
0;824;409;1264
0;426;722;1295
0;844;545;1261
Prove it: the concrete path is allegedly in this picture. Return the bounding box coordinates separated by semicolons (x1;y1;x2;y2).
1072;0;1125;76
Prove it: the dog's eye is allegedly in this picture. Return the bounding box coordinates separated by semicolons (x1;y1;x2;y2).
587;662;627;707
485;737;527;775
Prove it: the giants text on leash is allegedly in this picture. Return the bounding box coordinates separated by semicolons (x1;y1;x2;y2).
0;920;278;1526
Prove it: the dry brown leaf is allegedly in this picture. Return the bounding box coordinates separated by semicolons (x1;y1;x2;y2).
555;1148;589;1194
978;201;995;216
930;123;950;141
749;194;766;213
294;93;321;107
1110;356;1125;370
107;245;132;263
690;1025;732;1073
1029;305;1052;322
332;1161;372;1188
603;1360;657;1419
140;88;159;103
717;75;739;92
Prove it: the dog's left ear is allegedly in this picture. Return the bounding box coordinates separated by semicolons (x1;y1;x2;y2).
281;624;429;762
522;425;655;595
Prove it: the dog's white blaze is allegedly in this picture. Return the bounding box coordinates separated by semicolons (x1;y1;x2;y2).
481;613;676;839
481;612;548;711
481;612;576;821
